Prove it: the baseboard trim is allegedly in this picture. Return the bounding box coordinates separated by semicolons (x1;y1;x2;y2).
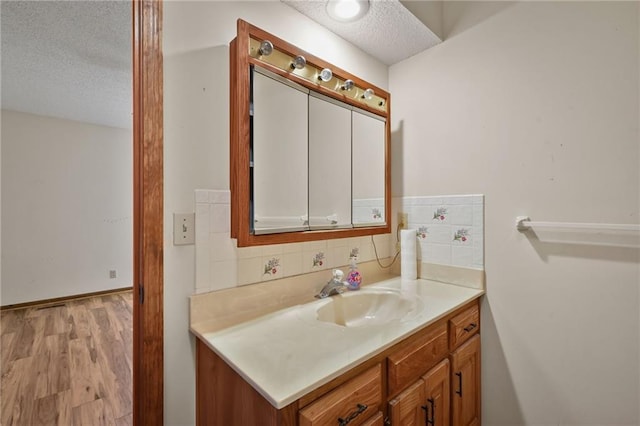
0;287;134;311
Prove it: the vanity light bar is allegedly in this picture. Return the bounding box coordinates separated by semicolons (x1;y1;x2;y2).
248;37;387;114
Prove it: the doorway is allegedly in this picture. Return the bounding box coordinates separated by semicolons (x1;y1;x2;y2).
1;0;164;423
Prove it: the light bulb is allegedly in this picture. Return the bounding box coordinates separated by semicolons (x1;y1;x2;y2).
342;79;354;91
334;0;360;19
319;68;333;82
362;88;374;99
259;40;273;56
291;55;306;70
326;0;370;23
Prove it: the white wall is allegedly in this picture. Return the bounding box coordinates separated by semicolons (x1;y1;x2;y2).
1;110;133;305
390;2;639;425
162;2;389;424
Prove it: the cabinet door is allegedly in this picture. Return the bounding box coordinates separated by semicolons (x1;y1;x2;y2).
308;94;352;230
451;334;481;426
423;359;450;426
352;110;386;227
388;379;425;426
252;69;309;233
362;411;384;426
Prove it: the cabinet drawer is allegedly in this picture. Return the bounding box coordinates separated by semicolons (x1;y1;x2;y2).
387;322;448;396
449;303;479;350
299;364;382;426
361;411;384;426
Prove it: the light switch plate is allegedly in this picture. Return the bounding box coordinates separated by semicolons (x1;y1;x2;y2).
173;213;195;245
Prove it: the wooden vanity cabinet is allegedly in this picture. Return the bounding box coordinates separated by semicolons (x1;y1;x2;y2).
195;298;481;426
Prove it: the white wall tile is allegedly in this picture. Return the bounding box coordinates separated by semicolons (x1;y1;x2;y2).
303;240;327;252
262;244;283;257
473;205;484;227
237;257;262;286
195;203;210;243
424;225;452;244
210;232;237;262
451;246;474;268
282;252;303;277
282;242;304;254
210;203;230;233
209;190;230;204
195;189;210;203
235;245;263;259
449;205;474;226
422;242;452;265
329;246;350;268
195;245;211;291
210;260;237;291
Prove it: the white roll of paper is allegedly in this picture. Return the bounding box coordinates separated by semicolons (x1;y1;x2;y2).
401;229;417;280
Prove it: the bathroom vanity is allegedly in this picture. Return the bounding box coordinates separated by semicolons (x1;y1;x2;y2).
191;278;483;425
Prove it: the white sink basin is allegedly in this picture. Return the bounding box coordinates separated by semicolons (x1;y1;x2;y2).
316;288;423;327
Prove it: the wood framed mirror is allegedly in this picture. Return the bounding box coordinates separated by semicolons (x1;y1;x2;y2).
230;19;391;247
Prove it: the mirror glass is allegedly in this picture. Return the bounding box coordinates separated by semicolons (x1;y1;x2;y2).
252;68;309;234
251;66;387;235
308;93;352;230
352;110;386;226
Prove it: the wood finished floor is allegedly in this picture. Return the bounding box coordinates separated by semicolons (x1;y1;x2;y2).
1;292;133;426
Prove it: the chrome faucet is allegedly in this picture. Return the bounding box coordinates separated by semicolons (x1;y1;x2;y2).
316;269;346;299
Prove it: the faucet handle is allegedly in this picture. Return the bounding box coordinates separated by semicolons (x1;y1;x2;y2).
333;269;344;281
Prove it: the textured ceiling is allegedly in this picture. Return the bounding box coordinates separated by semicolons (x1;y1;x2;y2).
281;0;442;66
1;1;437;129
1;1;132;129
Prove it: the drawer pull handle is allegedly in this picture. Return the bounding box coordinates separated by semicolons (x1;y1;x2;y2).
455;372;463;396
422;398;435;425
338;403;367;426
463;323;477;332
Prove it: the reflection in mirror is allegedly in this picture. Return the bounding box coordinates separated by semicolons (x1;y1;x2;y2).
352;110;386;226
252;67;309;234
308;93;352;230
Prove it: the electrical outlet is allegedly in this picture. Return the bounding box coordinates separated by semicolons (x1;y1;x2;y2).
109;270;117;279
398;212;408;230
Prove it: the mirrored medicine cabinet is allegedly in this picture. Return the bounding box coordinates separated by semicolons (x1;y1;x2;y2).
230;19;391;247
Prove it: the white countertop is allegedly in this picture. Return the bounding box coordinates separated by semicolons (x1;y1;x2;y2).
191;277;484;409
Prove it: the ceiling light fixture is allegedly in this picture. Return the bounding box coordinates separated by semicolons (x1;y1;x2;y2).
326;0;370;23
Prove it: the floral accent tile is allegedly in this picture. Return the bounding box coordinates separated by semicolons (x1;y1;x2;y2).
312;252;325;268
399;194;483;269
433;207;448;222
263;257;280;275
417;226;429;240
372;208;382;220
453;228;470;243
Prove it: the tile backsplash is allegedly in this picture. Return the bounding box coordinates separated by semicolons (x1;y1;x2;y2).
195;190;391;294
397;195;484;270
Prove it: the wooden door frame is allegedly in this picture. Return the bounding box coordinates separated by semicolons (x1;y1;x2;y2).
133;0;164;424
